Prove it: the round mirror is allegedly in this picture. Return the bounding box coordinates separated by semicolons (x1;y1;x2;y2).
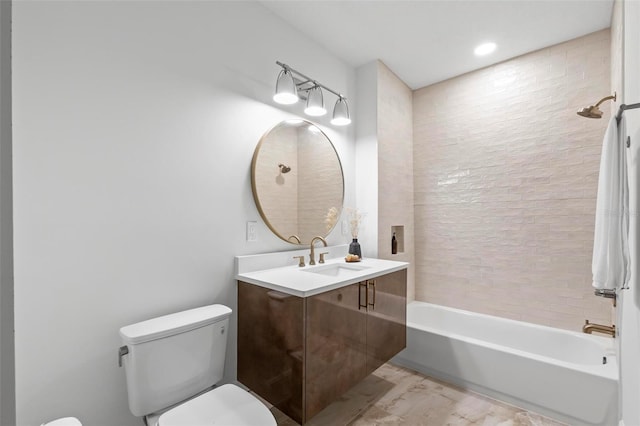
251;120;344;244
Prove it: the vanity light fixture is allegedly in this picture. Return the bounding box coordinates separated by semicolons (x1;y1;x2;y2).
273;61;351;126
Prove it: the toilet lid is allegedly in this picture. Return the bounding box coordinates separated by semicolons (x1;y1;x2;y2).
158;384;276;426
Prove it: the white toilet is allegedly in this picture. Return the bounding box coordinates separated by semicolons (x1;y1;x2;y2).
119;304;276;426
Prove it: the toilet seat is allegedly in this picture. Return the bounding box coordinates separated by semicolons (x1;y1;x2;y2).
157;384;276;426
41;418;82;426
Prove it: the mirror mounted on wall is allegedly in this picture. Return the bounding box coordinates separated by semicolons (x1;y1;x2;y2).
251;120;345;245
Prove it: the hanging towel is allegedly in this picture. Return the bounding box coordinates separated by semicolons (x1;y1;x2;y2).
592;116;630;290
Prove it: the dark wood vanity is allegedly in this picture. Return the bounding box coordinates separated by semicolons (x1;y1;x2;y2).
238;268;407;424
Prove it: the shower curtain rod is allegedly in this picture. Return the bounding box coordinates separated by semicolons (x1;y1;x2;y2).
616;102;639;148
616;102;640;124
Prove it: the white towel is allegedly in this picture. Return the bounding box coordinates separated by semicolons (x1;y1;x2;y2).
592;116;630;290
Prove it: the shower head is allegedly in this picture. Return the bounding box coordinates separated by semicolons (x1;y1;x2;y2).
577;105;604;119
577;93;616;119
278;164;291;174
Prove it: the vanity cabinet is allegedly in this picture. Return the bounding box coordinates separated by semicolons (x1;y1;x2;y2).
237;268;407;424
364;270;407;375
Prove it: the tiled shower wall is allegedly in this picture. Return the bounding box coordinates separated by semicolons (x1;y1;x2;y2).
254;125;342;244
413;30;613;331
254;125;299;240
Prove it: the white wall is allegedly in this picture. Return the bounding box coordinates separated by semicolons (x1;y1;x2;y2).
376;61;415;301
619;0;640;424
0;1;15;425
11;2;355;425
355;61;378;257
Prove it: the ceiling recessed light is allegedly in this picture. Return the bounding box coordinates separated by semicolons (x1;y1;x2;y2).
474;42;497;56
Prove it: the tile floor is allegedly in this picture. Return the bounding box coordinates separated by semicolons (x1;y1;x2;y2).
270;363;566;426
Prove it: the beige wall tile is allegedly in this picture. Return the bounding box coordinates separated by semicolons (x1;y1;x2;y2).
412;30;612;331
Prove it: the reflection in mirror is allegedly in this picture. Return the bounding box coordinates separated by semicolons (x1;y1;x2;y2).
251;120;344;245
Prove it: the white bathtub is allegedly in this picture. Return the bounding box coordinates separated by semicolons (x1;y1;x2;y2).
392;301;618;426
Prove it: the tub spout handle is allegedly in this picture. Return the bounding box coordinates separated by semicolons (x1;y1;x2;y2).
583;320;616;338
594;289;617;307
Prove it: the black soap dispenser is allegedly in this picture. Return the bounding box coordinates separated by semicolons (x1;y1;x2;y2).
392;232;398;254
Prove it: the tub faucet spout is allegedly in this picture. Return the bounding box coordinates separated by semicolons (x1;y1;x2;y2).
583;320;616;338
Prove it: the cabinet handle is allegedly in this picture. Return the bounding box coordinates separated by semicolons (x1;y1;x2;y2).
358;281;368;311
368;280;376;310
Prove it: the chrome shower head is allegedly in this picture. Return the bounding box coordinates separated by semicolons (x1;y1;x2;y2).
278;164;291;174
577;93;616;119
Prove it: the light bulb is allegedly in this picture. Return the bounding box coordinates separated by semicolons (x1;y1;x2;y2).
331;97;351;126
304;86;326;116
273;69;298;105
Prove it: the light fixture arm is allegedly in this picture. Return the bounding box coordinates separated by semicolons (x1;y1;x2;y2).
276;61;346;100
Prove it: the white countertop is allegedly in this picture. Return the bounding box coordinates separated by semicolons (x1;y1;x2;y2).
236;255;408;297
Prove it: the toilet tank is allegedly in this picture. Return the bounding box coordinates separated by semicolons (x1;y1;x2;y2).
119;304;232;417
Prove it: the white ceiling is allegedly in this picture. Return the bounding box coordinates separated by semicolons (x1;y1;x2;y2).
260;0;614;90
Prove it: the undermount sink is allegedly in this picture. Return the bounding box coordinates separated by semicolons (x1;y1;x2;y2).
302;262;370;277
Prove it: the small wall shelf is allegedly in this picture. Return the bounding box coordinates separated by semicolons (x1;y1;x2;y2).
391;225;404;254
